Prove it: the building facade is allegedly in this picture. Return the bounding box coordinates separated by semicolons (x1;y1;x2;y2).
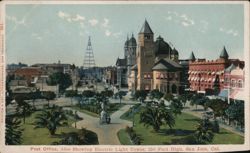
129;20;183;94
188;47;244;94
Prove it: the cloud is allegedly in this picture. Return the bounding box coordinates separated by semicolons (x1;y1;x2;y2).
219;27;238;36
58;11;85;24
6;15;27;26
102;18;109;27
89;19;99;26
165;11;195;27
165;16;172;21
105;30;111;36
72;14;85;22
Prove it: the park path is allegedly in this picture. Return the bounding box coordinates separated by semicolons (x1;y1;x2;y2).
70;104;132;145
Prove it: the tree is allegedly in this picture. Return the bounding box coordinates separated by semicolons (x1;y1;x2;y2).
52;128;98;145
35;106;67;135
225;100;244;128
15;95;32;124
169;99;183;116
116;91;126;104
190;93;202;110
5;116;23;145
47;72;72;93
149;89;164;102
82;90;96;98
140;102;175;132
101;90;113;98
194;118;214;144
65;90;78;106
42;91;56;108
205;99;228;119
211;120;220;133
134;90;148;103
29;89;41;109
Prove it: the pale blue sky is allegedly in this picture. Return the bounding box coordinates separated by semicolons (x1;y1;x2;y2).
6;4;244;67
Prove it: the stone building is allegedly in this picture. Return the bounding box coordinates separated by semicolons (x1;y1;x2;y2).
116;34;137;88
129;20;183;94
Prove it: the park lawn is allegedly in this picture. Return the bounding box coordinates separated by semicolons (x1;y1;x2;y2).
71;106;99;118
117;129;132;145
118;111;244;145
20;111;79;145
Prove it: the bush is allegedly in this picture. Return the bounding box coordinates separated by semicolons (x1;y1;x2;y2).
125;126;141;145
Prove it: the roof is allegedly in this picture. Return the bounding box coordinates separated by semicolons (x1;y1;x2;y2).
220;46;229;59
172;48;179;55
116;58;127;66
189;51;196;61
152;58;182;71
15;67;44;75
139;20;153;34
225;63;236;72
154;36;172;55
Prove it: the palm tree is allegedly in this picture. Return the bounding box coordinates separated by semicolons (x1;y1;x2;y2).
140;102;175;132
5;116;23;145
169;99;183;116
194;118;214;144
15;95;32;124
34;106;67;135
140;106;162;132
159;101;175;129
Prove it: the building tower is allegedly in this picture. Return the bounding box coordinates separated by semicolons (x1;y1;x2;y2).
137;20;155;90
83;36;96;69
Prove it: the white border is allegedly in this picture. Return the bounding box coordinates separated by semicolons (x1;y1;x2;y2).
0;1;249;153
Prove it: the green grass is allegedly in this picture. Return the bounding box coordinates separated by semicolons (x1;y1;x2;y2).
118;110;244;145
20;111;79;145
71;106;99;118
117;129;132;145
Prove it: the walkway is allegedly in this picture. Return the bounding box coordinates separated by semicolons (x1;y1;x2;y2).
71;105;132;145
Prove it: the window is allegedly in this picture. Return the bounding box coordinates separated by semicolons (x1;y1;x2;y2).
160;73;164;79
144;35;150;39
238;79;243;88
231;79;236;88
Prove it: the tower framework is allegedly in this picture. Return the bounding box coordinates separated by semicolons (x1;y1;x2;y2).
83;36;96;69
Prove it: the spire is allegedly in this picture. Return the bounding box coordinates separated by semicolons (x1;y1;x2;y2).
139;19;153;34
220;46;229;59
189;51;196;61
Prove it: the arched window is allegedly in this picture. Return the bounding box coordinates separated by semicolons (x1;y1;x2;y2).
238;79;243;88
160;73;164;79
231;79;236;87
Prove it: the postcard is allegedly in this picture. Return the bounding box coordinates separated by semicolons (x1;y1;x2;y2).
0;0;249;152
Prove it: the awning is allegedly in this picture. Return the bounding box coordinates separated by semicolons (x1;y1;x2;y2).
200;78;204;81
188;71;192;74
208;78;211;82
212;72;215;75
212;78;216;82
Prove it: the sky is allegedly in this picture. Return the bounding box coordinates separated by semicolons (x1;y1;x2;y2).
5;4;244;67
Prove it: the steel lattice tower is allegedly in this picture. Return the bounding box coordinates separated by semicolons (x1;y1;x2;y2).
83;36;96;69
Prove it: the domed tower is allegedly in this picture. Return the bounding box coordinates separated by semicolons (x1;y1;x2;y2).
154;35;173;61
171;48;179;62
127;34;137;83
127;34;137;66
124;35;129;59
